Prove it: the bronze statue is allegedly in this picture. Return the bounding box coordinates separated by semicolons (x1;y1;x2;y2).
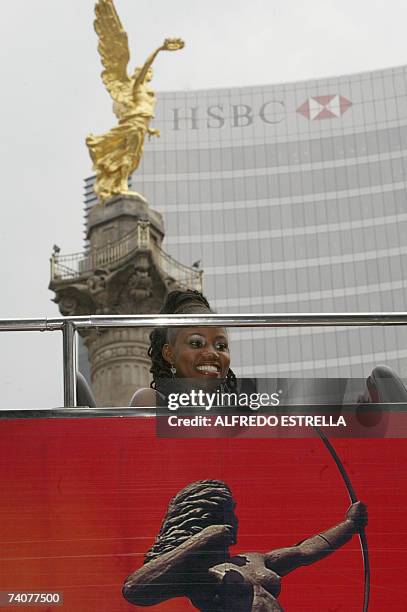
122;480;368;611
87;0;184;203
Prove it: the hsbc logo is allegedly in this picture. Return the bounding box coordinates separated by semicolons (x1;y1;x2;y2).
297;94;352;120
168;94;353;131
171;101;286;131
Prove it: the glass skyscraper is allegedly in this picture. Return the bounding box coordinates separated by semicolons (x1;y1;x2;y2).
84;64;407;379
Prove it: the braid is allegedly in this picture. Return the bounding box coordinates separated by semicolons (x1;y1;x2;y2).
148;328;172;385
144;479;235;563
148;290;237;391
160;289;211;314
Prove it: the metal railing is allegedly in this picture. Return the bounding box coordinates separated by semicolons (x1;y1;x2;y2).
50;227;146;280
1;313;407;408
50;223;203;291
152;244;203;291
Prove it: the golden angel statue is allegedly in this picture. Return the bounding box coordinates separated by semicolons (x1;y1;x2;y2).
86;0;184;204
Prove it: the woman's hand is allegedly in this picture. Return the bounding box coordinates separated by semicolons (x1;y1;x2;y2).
346;501;368;529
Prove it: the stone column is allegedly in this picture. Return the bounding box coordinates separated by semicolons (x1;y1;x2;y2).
49;193;202;407
82;195;165;404
87;327;152;407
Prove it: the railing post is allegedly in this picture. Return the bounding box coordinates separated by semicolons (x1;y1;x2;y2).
50;255;56;281
62;321;77;407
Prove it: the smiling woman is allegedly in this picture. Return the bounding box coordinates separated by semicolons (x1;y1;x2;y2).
162;328;231;379
129;290;237;407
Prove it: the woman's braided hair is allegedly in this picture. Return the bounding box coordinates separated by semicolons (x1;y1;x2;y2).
148;290;237;391
144;479;235;563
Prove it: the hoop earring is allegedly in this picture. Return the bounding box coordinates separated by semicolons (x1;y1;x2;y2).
170;365;177;378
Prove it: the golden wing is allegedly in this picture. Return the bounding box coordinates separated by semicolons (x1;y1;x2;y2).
94;0;131;102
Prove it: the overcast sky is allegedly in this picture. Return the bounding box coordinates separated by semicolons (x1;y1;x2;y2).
1;0;407;408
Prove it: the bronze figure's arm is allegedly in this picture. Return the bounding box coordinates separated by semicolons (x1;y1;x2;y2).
264;501;368;576
123;524;233;606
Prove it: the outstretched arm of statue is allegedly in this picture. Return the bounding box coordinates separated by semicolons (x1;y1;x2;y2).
133;45;165;91
264;501;367;577
133;38;185;92
122;524;233;606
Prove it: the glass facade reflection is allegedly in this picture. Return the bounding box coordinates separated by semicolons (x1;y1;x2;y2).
85;65;407;378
